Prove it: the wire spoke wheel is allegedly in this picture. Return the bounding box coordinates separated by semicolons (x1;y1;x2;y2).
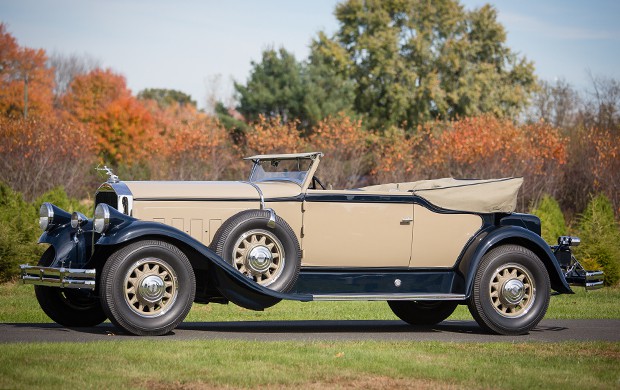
232;229;285;287
123;257;178;318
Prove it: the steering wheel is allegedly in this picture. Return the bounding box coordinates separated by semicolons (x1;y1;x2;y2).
311;176;326;190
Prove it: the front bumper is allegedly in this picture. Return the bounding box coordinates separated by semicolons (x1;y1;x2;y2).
19;265;96;290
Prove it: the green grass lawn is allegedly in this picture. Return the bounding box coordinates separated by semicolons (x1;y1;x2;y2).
1;282;619;389
1;282;619;323
0;340;617;389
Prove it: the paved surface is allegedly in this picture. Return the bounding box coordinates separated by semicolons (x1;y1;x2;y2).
1;319;619;343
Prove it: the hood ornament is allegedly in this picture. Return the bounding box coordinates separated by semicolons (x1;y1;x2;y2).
96;165;119;183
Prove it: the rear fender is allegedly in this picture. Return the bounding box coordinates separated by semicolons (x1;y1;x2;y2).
458;226;573;297
96;219;311;310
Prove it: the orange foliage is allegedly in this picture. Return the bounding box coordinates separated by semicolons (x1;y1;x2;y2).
0;116;95;199
62;69;130;122
0;24;54;119
61;69;157;164
426;116;566;178
373;116;567;208
308;114;369;188
587;128;620;212
149;116;239;180
244;115;304;155
93;96;154;164
371;125;432;183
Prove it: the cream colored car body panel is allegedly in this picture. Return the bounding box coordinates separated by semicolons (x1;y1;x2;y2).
126;181;258;200
410;204;483;267
301;189;413;267
132;200;259;244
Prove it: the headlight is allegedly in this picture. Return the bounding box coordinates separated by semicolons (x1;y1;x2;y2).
94;203;110;234
71;211;88;229
39;203;54;231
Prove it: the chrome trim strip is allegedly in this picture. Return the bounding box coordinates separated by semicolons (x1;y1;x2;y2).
312;293;467;301
19;265;96;290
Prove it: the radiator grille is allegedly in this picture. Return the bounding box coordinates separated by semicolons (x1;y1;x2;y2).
95;191;117;209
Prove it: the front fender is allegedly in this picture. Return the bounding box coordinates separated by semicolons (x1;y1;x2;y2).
38;222;94;268
458;226;573;297
96;219;311;310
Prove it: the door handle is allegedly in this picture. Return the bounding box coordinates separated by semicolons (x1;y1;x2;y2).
401;217;413;225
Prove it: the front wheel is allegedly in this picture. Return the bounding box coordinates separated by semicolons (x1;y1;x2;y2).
388;300;458;326
35;247;107;327
467;244;550;335
100;240;195;336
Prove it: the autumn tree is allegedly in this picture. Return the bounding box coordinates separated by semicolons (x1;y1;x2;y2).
307;114;368;188
320;0;536;130
0;24;54;119
0;116;95;199
244;115;304;155
62;68;155;164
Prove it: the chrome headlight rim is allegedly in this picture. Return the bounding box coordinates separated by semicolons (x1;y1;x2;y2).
39;203;54;231
94;203;111;234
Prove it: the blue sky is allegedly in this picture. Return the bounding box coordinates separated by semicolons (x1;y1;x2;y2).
1;0;618;109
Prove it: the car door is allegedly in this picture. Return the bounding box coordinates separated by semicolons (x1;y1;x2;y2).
300;190;413;267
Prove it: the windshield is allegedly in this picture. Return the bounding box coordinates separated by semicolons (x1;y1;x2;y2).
249;158;313;185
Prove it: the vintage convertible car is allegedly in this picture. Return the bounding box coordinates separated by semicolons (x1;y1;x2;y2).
20;152;603;336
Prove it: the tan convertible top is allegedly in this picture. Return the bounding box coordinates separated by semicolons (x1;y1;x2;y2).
361;177;523;213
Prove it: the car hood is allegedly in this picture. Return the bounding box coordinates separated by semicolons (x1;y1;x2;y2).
124;180;302;200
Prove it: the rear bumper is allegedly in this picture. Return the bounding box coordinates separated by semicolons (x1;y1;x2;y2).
565;269;604;291
19;265;96;290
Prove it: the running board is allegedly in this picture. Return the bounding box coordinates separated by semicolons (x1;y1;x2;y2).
312;293;466;301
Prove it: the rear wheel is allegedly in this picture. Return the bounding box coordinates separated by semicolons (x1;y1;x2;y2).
34;247;107;327
388;300;458;326
100;240;195;336
468;244;550;335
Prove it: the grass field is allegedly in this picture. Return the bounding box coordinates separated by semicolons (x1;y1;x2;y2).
1;282;619;389
1;282;619;323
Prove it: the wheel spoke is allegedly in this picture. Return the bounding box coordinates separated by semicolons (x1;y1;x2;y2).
123;257;178;318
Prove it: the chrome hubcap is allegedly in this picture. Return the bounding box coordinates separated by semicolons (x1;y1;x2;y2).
248;246;273;273
138;275;166;303
490;263;535;318
124;258;178;317
501;279;525;305
232;229;285;287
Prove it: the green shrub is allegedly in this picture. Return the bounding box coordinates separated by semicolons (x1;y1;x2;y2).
0;182;43;281
0;183;93;281
530;195;568;244
34;186;93;217
575;194;620;286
